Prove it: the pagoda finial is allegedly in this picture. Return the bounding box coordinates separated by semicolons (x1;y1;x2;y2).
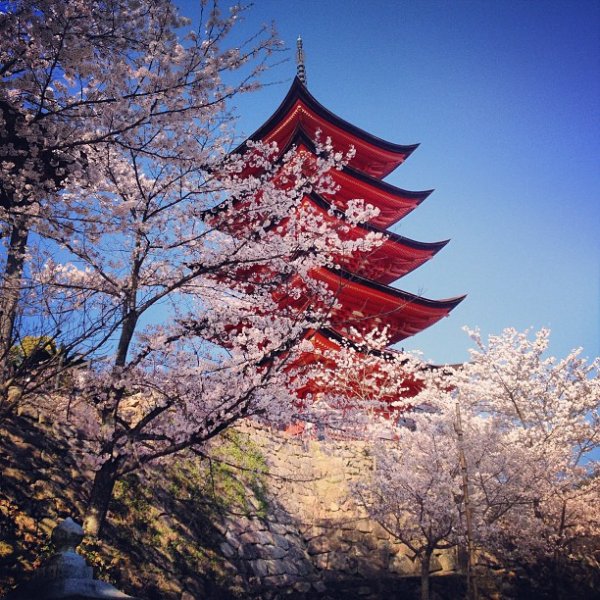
296;35;307;86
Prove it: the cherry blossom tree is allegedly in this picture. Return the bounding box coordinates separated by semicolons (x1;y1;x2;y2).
354;328;599;599
453;328;600;590
40;133;389;536
0;0;280;403
353;405;462;600
1;0;403;540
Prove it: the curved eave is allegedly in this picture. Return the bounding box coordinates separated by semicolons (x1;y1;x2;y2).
303;328;450;371
220;129;433;231
340;163;433;208
296;329;426;402
315;266;466;344
305;193;448;283
308;192;448;254
322;266;466;311
306;327;400;361
283;130;432;228
235;77;418;178
285;128;431;200
211;187;447;284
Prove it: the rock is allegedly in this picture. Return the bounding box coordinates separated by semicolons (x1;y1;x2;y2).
293;581;312;593
389;553;418;576
250;559;270;578
355;519;374;533
250;558;292;577
307;536;329;555
220;541;236;558
264;573;297;587
264;544;287;559
241;543;261;560
327;552;348;572
429;553;443;574
271;533;291;550
340;529;362;543
313;553;329;570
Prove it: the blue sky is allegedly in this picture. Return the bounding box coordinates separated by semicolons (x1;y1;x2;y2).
181;0;599;365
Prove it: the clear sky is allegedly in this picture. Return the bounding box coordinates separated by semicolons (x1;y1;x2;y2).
181;0;599;365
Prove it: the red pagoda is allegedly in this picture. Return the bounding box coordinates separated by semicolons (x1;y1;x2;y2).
222;38;465;403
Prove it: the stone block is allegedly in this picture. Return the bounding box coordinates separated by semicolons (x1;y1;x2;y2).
429;553;443;573
301;525;326;540
271;533;291;550
355;519;374;533
220;542;236;558
293;581;312;593
250;559;269;578
250;558;294;577
307;536;330;555
327;552;349;572
239;531;256;545
286;545;309;562
340;529;363;544
263;573;298;588
294;560;314;577
267;522;289;536
263;544;287;560
364;535;379;551
435;550;457;573
240;543;261;560
224;531;241;549
389;553;419;576
313;553;329;570
244;529;276;546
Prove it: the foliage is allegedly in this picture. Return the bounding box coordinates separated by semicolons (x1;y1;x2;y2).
0;0;280;410
168;430;269;517
9;335;57;367
455;328;600;566
354;409;462;600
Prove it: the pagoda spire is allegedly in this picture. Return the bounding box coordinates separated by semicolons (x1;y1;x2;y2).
296;35;307;85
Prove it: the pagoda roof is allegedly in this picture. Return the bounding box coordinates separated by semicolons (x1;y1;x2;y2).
306;193;448;283
208;189;446;285
281;129;433;228
293;328;425;401
237;77;418;179
280;267;465;345
227;129;432;229
326;165;432;229
304;327;397;358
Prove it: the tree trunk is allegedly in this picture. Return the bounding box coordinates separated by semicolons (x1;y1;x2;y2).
0;219;29;359
0;218;30;409
114;309;137;368
420;550;432;600
455;402;478;600
83;457;121;537
84;308;137;537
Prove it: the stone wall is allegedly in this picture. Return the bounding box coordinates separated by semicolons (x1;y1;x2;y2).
219;424;460;599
